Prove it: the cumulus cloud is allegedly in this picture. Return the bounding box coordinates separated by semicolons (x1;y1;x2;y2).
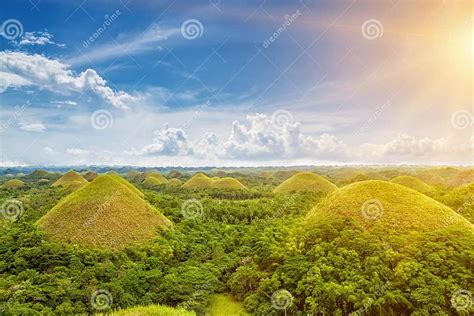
131;124;193;156
19;122;46;132
0;51;137;108
15;31;65;47
130;114;473;165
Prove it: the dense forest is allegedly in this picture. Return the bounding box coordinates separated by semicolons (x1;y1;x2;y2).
0;167;473;315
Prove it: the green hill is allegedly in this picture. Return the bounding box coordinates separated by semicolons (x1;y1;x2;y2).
52;171;88;188
436;182;474;223
447;169;474;187
182;173;246;190
99;304;196;316
143;175;167;188
168;178;183;186
1;179;26;189
137;170;168;184
304;180;473;238
274;172;337;194
37;175;170;249
126;170;142;181
84;171;98;182
182;173;214;189
390;175;434;194
30;169;49;178
212;177;246;190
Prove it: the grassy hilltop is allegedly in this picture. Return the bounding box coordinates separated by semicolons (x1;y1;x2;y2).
37;174;170;249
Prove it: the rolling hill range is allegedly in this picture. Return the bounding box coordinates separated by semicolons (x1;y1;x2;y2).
304;180;473;238
390;175;434;194
274;172;337;194
37;174;171;249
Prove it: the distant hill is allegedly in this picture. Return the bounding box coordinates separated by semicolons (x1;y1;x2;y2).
38;175;170;249
390;175;434;194
1;179;26;189
274;172;337;194
168;178;183;186
126;170;142;181
182;173;246;190
52;171;88;188
136;170;168;184
84;171;98;182
213;177;247;190
143;175;168;188
304;180;473;238
436;182;474;223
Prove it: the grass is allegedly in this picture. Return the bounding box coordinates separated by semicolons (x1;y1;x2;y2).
305;180;473;238
274;172;337;194
168;178;183;186
143;175;168;187
182;173;247;190
37;174;170;249
52;171;88;188
208;294;249;316
212;177;247;190
1;179;26;189
99;304;196;316
390;175;433;194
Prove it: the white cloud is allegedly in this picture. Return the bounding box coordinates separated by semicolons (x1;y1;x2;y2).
129;114;473;165
19;122;46;132
44;146;56;154
0;51;137;109
132;124;193;156
15;31;65;47
66;148;90;156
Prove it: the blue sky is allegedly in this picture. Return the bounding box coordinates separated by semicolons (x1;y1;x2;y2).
0;0;472;166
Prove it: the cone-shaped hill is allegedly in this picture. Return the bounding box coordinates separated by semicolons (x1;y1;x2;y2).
52;171;88;188
84;171;98;182
213;177;247;190
274;172;337;194
182;173;246;190
126;170;142;181
137;170;168;184
390;176;434;194
2;179;26;189
143;175;168;188
182;173;214;189
168;178;183;186
304;181;473;239
37;175;170;249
